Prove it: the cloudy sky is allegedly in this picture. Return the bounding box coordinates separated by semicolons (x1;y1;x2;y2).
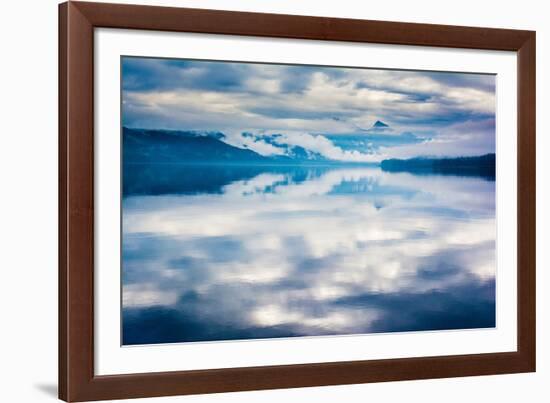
122;57;496;161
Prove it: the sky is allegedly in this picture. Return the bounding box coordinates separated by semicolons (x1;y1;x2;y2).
122;57;496;161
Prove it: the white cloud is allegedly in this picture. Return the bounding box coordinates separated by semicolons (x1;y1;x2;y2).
227;131;383;162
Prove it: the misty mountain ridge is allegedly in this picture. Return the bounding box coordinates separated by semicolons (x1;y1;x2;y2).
123;127;272;163
123;127;494;175
124;127;340;165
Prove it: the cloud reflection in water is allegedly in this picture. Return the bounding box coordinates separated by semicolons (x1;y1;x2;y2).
122;166;495;345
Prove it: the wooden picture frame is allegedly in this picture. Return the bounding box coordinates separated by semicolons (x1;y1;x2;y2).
59;1;536;401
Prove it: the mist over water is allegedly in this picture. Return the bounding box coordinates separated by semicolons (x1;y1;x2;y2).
122;164;495;345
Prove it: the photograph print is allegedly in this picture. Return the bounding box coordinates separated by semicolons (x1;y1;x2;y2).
121;56;496;346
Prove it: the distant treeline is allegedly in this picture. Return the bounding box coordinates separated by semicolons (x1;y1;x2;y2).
380;154;495;180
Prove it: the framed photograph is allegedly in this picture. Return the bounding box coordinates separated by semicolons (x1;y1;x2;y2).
59;1;536;401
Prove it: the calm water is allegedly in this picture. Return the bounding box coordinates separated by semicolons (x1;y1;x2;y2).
122;164;496;345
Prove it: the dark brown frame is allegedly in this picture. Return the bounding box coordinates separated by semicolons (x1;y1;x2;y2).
59;1;536;401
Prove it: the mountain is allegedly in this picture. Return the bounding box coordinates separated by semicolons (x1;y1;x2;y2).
123;128;357;165
123;127;276;164
372;120;389;129
367;120;392;133
380;154;496;180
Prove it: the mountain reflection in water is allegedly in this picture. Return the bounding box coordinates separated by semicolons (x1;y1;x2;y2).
122;164;495;345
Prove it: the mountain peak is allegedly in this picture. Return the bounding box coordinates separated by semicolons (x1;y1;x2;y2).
372;120;389;128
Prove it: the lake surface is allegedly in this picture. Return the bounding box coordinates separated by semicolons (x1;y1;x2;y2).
122;164;496;345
